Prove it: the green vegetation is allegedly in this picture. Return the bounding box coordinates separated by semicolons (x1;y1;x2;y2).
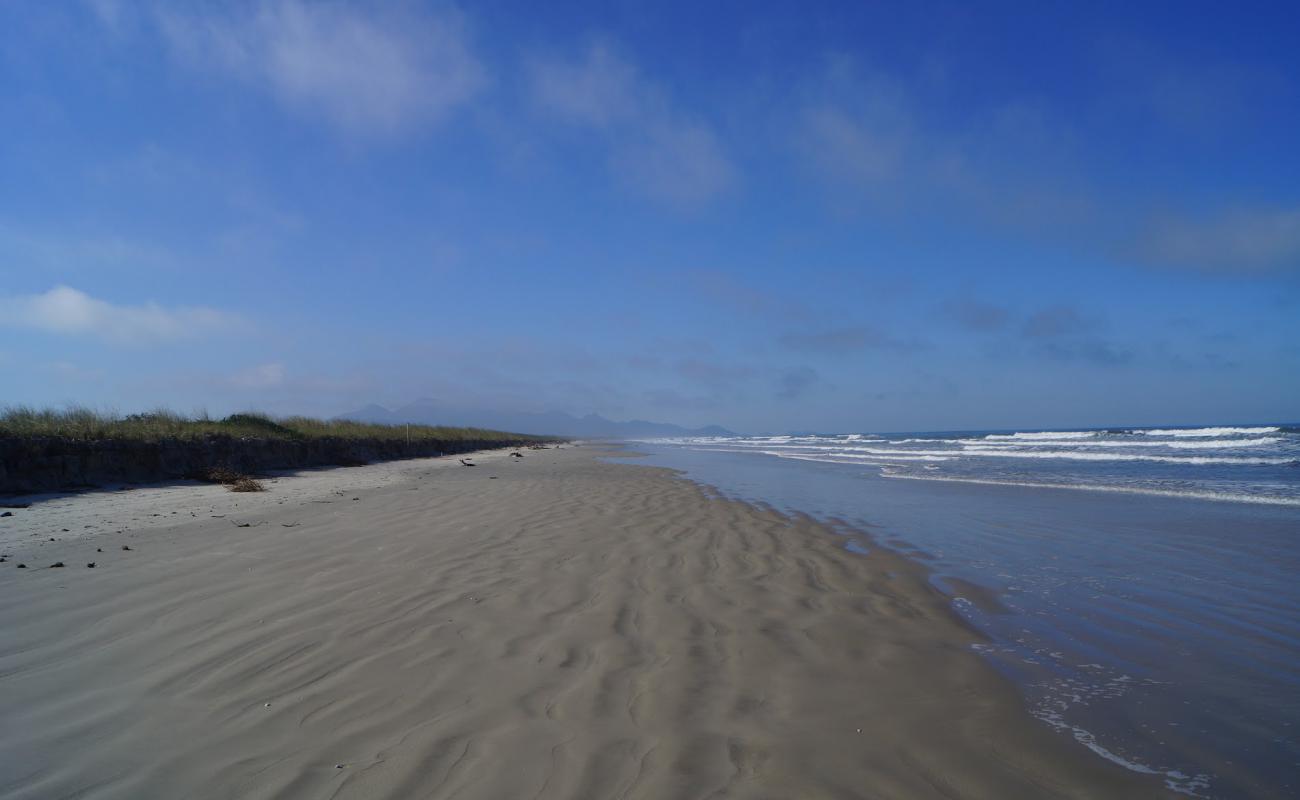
0;406;548;444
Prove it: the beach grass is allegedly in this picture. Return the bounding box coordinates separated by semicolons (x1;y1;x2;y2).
0;406;547;444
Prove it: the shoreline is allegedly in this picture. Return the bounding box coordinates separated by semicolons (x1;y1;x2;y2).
0;445;1170;798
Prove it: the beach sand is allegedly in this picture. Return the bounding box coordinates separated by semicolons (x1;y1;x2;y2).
0;445;1169;798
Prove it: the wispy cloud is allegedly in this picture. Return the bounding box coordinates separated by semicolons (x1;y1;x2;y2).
794;57;1095;231
642;388;721;411
1134;207;1300;273
1036;339;1133;366
674;358;756;386
944;298;1137;367
85;0;132;36
1019;305;1133;365
529;42;639;127
797;62;911;191
1021;305;1091;339
1095;37;1262;140
530;41;734;207
153;1;485;137
44;360;106;382
0;224;181;277
231;362;286;389
776;366;819;399
687;270;811;321
943;298;1011;332
780;325;920;354
0;286;242;344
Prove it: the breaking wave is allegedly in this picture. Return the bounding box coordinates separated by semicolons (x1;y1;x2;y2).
1139;426;1280;437
648;423;1300;507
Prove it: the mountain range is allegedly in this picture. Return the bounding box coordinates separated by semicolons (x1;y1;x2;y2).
336;399;735;439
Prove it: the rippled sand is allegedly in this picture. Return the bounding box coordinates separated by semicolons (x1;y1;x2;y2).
0;446;1167;798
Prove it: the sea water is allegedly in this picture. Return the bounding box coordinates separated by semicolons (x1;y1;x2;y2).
628;425;1300;798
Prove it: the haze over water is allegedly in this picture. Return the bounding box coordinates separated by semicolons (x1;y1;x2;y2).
633;424;1300;798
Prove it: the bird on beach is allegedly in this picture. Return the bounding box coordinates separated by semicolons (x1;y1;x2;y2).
459;458;476;467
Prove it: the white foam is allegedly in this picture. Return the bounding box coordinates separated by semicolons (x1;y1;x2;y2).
803;446;960;457
717;442;903;454
984;431;1096;440
894;437;968;444
1030;710;1211;797
958;448;1293;465
763;444;1292;464
877;471;1300;506
968;437;1280;450
703;441;1294;465
1167;437;1280;449
762;450;953;463
1139;426;1279;437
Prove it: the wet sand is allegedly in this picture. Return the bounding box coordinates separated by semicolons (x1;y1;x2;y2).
0;445;1169;798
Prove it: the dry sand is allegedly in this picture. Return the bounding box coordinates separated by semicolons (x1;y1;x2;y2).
0;445;1169;799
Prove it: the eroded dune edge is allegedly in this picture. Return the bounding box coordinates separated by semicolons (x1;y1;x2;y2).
0;445;1167;799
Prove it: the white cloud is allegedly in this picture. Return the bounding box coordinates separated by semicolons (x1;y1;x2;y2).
0;286;243;344
530;43;640;127
793;58;1094;230
0;224;181;275
530;42;735;207
44;360;106;382
1137;208;1300;272
612;121;733;208
231;362;286;388
85;0;130;34
795;59;912;191
155;1;485;137
802;105;906;185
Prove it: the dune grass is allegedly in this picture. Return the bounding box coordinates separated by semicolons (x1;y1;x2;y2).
0;406;548;444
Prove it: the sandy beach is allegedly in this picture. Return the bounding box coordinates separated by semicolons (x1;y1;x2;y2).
0;445;1169;799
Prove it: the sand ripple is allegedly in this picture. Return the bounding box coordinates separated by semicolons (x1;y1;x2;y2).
0;447;1167;798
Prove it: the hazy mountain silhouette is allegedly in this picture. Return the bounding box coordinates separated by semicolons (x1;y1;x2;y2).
336;399;735;439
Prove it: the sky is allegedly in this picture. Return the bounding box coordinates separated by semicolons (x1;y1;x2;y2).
2;0;1299;434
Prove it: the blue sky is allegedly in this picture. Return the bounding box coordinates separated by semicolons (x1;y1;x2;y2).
2;0;1298;433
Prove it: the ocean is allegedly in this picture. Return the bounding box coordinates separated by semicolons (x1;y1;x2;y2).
627;425;1300;798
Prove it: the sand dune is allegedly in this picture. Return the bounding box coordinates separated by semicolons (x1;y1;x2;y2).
0;446;1168;798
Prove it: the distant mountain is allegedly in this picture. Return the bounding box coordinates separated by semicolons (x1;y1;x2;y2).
336;399;735;439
